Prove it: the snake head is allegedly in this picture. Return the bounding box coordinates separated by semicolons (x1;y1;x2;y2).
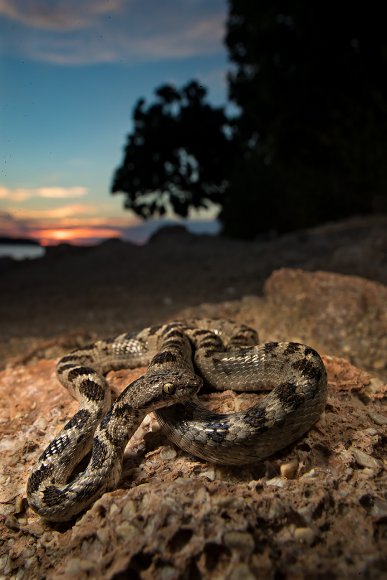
142;368;202;410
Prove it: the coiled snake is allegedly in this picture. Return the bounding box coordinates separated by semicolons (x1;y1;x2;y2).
27;319;327;521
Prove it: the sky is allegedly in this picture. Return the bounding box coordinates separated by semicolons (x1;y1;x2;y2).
0;0;228;245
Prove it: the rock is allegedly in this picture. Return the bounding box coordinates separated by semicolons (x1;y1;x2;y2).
351;448;380;470
148;224;191;243
266;477;286;488
368;411;387;426
293;527;316;545
280;460;299;479
262;268;387;378
223;531;255;556
0;352;386;579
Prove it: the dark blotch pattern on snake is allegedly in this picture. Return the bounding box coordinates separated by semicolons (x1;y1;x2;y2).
27;319;327;521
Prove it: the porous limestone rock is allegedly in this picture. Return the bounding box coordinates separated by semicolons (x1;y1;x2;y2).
0;352;386;579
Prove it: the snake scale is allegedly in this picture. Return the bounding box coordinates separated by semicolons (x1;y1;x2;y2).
27;319;327;521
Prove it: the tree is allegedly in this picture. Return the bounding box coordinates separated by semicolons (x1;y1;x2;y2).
222;0;387;236
111;81;234;218
112;2;387;238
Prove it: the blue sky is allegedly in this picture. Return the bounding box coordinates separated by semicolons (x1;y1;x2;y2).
0;0;228;244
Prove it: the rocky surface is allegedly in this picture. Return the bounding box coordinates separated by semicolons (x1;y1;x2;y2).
0;354;386;578
0;215;386;578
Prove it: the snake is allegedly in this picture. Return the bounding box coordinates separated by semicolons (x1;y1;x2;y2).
27;319;327;521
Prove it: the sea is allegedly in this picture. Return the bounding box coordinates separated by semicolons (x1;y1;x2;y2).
0;244;46;261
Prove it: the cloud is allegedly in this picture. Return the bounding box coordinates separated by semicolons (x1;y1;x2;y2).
0;0;226;65
0;0;124;31
38;186;87;198
0;185;88;202
0;209;29;236
1;201;136;227
0;187;30;202
0;204;137;244
12;203;94;220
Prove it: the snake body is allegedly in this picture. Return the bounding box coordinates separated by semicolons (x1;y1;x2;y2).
27;319;327;521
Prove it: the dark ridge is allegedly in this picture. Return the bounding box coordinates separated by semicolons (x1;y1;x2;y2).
0;236;41;246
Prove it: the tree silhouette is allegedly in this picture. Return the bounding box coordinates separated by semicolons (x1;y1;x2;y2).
111;81;234;218
112;2;387;237
222;0;387;236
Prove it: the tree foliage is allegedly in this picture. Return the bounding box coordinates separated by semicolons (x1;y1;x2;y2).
111;81;234;218
112;2;387;237
222;0;387;236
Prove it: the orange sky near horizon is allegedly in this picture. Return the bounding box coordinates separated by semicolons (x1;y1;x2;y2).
0;185;219;246
0;186;139;244
33;228;122;246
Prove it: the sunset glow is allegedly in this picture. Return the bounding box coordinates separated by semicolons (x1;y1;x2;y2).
31;228;122;246
0;199;137;245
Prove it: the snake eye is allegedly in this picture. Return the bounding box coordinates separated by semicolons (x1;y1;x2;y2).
163;382;176;395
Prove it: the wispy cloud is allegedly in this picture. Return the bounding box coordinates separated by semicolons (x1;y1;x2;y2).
11;203;94;220
38;186;87;199
0;0;124;31
0;185;88;202
0;209;29;237
0;0;226;65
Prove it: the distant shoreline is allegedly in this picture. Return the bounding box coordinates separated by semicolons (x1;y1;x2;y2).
0;219;221;258
0;236;41;247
